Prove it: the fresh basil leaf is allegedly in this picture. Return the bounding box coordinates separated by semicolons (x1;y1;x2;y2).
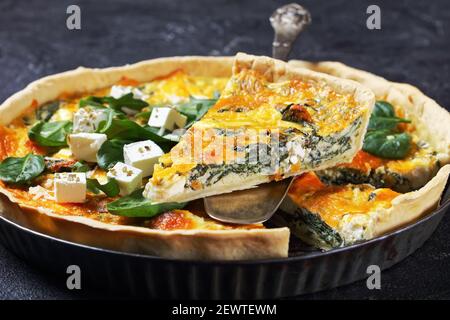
107;188;186;217
79;94;148;112
35;101;60;122
363;130;411;159
97;139;132;170
28;121;72;147
87;178;120;197
0;154;45;184
176;96;218;128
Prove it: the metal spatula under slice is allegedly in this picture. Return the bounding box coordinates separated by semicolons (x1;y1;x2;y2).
204;178;294;224
203;3;311;224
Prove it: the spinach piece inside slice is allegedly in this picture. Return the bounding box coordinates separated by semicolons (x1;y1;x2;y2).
0;154;45;185
107;188;186;217
28;120;73;147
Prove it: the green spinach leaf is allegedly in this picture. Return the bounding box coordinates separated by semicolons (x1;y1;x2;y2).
100;119;175;152
86;178;120;197
367;101;410;131
372;101;396;118
80;93;148;112
176;96;218;128
72;161;91;173
367;116;411;131
28;121;73;147
107;188;186;217
363;101;412;159
0;154;45;184
363;130;411;159
97;139;132;170
35;101;60;122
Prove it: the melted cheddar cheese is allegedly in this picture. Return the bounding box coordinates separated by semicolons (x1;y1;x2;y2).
199;70;359;135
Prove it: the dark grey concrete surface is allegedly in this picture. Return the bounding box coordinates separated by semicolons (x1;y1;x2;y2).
0;0;449;299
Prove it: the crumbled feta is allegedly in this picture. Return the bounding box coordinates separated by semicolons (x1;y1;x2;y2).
67;133;107;162
54;172;86;203
123;140;164;177
72;107;109;133
28;185;54;201
107;162;143;196
339;213;373;243
148;107;187;131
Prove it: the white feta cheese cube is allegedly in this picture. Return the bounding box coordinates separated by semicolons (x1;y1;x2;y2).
54;172;86;203
107;162;143;196
123;140;164;177
148;107;187;131
68;133;107;162
73;107;109;133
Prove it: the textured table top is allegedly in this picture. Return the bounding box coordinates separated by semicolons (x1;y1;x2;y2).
0;0;449;299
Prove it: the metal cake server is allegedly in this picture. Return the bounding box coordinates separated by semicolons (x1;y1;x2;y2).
204;3;311;224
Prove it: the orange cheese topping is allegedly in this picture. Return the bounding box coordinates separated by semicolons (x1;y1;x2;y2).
339;150;385;172
288;172;399;228
199;69;361;135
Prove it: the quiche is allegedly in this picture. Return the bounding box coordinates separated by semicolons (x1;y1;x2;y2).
144;53;375;203
275;60;450;249
0;56;291;260
0;54;448;260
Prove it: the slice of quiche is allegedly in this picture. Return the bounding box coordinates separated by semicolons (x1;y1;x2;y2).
278;169;450;250
144;53;375;203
